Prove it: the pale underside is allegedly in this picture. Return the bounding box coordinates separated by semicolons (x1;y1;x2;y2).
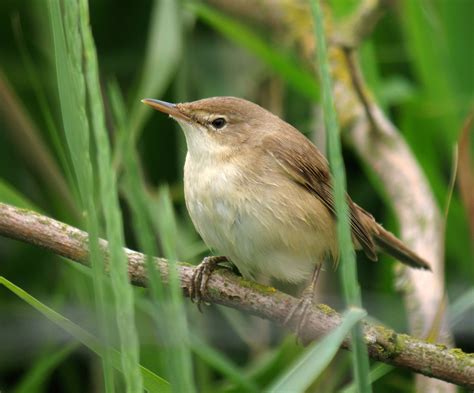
184;150;338;285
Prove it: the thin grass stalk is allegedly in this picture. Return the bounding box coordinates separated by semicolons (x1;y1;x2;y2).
109;83;195;392
78;1;143;391
47;0;115;390
13;17;77;203
109;82;165;301
268;309;366;393
114;0;182;169
0;277;170;392
155;187;196;392
309;1;372;392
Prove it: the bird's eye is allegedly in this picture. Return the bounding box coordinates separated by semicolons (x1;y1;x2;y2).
211;117;227;129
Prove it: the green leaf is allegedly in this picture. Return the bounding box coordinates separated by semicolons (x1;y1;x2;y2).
267;308;366;393
0;276;170;393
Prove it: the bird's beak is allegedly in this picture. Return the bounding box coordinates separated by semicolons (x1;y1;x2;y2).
141;98;190;122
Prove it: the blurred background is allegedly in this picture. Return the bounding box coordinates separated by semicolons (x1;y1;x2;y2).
0;0;472;392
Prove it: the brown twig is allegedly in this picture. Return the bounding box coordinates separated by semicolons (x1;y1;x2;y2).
0;202;473;388
341;48;379;134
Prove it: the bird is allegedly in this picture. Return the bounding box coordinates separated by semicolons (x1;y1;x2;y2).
142;96;430;335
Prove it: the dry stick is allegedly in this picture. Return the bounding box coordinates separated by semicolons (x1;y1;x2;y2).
0;202;473;389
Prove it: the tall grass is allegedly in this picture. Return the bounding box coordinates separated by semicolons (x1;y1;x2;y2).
48;0;143;390
310;1;372;392
47;0;115;390
78;0;143;391
268;308;366;393
0;277;170;392
118;0;182;165
110;82;195;392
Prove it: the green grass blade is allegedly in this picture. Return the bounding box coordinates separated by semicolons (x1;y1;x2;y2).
190;333;259;393
127;0;182;142
310;1;372;392
13;17;77;199
191;2;319;101
78;1;143;391
109;81;195;392
235;336;301;388
339;363;394;393
268;308;366;393
47;0;115;389
0;276;170;393
449;288;474;328
0;179;41;211
14;343;78;393
108;80;166;301
154;187;196;393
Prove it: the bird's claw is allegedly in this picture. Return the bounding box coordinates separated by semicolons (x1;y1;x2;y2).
189;256;227;311
283;295;313;345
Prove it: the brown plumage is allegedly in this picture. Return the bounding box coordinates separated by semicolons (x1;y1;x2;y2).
263;128;430;270
142;96;431;291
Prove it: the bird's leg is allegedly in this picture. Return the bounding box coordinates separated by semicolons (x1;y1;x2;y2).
284;263;322;344
190;255;228;311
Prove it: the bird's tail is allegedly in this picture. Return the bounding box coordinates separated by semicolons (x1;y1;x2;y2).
353;204;431;270
373;224;431;270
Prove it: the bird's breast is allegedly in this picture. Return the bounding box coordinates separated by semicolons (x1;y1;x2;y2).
183;153;338;284
184;155;243;250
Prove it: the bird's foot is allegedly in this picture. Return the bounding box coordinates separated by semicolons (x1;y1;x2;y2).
189;256;228;311
283;293;314;345
283;264;322;344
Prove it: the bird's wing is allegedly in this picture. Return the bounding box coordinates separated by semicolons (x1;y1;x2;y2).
263;130;378;261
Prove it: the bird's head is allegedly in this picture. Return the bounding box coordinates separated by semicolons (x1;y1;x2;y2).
142;96;279;158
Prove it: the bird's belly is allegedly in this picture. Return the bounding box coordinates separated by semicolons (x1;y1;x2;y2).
184;160;336;285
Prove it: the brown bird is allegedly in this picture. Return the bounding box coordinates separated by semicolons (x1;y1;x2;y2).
142;96;430;333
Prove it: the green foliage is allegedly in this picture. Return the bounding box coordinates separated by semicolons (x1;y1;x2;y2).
14;343;78;393
0;0;472;392
268;308;366;392
78;0;143;390
0;179;41;211
47;1;117;389
192;2;320;101
0;277;170;392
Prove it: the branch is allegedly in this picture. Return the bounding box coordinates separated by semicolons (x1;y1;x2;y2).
0;203;472;388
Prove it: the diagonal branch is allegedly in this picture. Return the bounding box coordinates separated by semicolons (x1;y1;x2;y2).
0;202;472;389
